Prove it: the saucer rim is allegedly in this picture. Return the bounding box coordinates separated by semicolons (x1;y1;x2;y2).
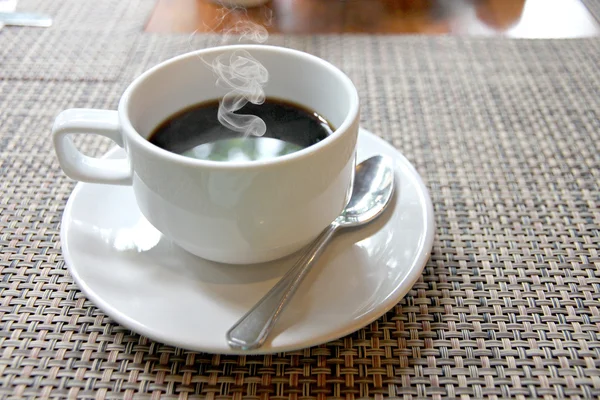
60;128;435;354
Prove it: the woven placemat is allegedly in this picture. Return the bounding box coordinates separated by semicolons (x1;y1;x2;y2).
1;1;600;399
583;0;600;23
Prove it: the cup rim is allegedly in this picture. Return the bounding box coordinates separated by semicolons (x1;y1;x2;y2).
118;44;359;169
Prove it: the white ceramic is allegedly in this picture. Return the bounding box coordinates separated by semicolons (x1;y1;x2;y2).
0;0;17;30
52;45;360;264
61;128;435;355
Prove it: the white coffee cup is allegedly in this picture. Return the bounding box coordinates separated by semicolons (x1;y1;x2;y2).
53;45;360;264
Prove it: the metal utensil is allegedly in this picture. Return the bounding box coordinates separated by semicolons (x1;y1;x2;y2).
0;12;52;27
226;155;395;350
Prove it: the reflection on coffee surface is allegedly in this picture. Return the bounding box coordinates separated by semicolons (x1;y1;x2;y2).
148;98;335;162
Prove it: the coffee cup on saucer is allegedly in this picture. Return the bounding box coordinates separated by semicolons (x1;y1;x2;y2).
52;45;360;264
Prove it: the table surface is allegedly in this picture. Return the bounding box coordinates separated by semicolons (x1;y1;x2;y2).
1;0;599;398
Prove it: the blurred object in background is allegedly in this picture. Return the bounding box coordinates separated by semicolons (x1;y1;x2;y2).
0;0;52;28
146;0;600;38
0;0;17;30
473;0;600;38
206;0;270;6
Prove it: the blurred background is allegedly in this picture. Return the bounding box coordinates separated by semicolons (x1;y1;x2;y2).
146;0;600;38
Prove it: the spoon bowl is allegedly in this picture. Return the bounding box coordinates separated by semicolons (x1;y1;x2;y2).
226;155;395;350
337;155;395;227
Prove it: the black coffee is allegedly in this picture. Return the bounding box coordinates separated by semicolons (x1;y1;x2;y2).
149;98;335;162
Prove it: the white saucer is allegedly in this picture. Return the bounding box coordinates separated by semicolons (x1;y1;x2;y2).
61;128;435;354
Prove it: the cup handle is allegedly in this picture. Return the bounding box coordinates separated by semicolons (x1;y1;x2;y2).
52;109;133;185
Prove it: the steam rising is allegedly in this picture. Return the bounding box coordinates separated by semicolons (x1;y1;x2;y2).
194;4;272;137
209;48;268;136
222;20;269;43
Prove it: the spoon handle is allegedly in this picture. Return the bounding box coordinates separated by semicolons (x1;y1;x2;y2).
226;223;339;350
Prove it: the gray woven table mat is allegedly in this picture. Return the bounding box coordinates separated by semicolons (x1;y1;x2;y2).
583;0;600;23
1;0;600;399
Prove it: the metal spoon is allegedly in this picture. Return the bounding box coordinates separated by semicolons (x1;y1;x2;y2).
226;155;395;350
